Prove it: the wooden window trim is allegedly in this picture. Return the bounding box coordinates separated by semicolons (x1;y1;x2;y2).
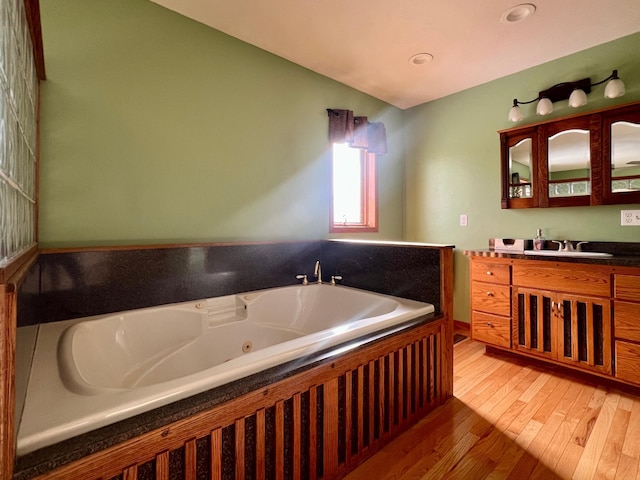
330;150;378;233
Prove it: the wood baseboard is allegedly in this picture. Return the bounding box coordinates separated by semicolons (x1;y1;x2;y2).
453;320;470;335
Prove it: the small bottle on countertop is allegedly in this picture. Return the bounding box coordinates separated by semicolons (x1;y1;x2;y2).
533;228;545;250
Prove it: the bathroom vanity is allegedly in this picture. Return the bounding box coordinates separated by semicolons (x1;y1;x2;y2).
466;247;640;387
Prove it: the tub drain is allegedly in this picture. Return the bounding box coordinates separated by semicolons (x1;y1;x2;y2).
242;341;253;353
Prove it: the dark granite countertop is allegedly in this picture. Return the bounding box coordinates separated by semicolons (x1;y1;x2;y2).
464;248;640;268
14;312;440;480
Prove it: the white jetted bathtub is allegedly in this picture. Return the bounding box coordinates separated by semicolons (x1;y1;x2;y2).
17;284;434;455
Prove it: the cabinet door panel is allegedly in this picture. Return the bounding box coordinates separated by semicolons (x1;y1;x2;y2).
513;288;555;359
557;294;611;374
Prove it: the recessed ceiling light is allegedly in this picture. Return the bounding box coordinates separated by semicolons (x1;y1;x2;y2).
500;3;536;24
408;53;434;66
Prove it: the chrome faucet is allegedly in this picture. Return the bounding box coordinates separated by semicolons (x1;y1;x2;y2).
552;240;575;252
552;240;591;252
314;260;322;284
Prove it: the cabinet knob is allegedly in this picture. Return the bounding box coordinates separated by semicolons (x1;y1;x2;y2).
486;291;494;297
486;271;493;276
487;322;494;327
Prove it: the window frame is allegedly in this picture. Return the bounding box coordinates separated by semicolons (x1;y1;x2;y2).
330;145;378;233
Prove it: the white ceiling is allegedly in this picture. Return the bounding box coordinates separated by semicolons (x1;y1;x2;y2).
149;0;640;109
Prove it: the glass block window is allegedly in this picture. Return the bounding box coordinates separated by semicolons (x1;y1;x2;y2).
0;0;38;266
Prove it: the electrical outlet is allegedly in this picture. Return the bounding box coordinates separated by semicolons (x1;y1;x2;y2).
621;209;640;226
459;214;468;227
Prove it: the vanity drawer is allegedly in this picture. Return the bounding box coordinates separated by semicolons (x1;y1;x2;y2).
615;275;640;302
615;301;640;342
472;312;511;349
471;282;511;316
471;261;510;285
512;264;610;297
615;340;640;385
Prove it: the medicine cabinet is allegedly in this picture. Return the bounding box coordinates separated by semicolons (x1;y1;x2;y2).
500;100;640;209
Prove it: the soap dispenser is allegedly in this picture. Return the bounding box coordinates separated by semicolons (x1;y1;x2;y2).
533;228;545;251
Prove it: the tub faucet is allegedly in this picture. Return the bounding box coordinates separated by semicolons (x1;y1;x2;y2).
314;260;322;284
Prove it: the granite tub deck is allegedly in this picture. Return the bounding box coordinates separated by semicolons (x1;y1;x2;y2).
14;240;454;479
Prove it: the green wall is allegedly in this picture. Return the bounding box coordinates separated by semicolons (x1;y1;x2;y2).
38;0;406;247
404;32;640;323
39;2;640;321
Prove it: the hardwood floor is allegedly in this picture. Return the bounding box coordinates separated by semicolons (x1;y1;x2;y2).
343;338;640;480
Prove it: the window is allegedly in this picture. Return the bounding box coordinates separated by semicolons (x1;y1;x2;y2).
0;0;40;269
330;143;378;233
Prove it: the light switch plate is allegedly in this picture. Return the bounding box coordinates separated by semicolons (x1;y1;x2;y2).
459;214;468;227
621;210;640;226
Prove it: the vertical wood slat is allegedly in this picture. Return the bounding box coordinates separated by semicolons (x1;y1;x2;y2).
413;340;422;414
123;465;137;480
185;438;197;480
344;371;353;467
210;428;222;480
397;349;404;427
324;378;340;476
256;409;266;480
368;360;375;447
404;347;411;420
430;335;436;403
388;352;395;431
293;393;302;478
587;301;595;366
571;299;579;362
155;451;169;480
423;337;430;406
309;386;317;480
436;330;441;401
275;400;285;480
524;293;532;349
235;418;245;480
537;293;545;352
377;356;385;439
357;365;365;453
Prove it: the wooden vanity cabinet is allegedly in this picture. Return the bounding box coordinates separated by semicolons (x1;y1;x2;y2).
469;256;626;383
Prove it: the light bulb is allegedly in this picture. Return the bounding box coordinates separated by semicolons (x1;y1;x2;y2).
536;98;553;116
568;89;587;108
604;78;625;99
508;104;523;122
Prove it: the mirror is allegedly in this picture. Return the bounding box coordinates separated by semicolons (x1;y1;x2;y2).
509;138;533;199
500;101;640;209
547;129;590;198
611;120;640;193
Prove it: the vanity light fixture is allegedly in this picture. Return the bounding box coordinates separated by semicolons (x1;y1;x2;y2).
508;69;626;122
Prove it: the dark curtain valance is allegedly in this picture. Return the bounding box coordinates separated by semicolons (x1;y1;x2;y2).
327;108;388;155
